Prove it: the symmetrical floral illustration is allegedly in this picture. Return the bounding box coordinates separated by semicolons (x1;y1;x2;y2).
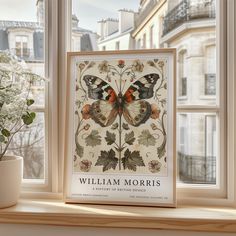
73;57;167;174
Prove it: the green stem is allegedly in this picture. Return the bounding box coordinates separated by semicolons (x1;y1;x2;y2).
118;114;122;170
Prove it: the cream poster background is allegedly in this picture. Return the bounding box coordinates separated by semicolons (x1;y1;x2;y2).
73;57;167;176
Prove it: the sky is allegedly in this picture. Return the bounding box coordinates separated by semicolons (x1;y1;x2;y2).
72;0;140;32
0;0;140;32
0;0;37;22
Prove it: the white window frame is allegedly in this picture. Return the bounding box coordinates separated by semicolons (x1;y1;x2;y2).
177;0;236;206
21;0;60;198
21;0;236;206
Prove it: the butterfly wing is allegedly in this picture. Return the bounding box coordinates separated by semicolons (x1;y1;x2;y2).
123;100;152;127
83;75;116;101
90;100;118;127
124;73;160;101
123;73;160;126
83;75;118;127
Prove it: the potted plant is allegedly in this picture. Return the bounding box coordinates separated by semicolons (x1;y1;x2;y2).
0;51;44;208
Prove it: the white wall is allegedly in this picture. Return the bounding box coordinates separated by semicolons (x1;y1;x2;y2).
98;32;134;51
0;224;234;236
133;3;167;49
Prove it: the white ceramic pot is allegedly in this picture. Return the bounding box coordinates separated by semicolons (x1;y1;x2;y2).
0;155;23;208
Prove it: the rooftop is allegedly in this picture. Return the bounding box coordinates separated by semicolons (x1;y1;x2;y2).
0;20;39;29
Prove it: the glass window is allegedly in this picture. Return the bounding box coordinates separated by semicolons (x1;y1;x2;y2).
143;33;146;49
162;0;219;188
116;41;120;50
178;50;187;97
0;0;46;181
205;45;216;95
137;39;141;49
205;74;216;95
150;25;154;48
177;113;217;184
15;36;29;58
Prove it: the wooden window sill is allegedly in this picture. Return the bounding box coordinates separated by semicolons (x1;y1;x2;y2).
0;199;236;233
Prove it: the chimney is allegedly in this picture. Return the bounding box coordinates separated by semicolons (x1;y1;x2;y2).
104;18;119;37
36;0;44;27
98;18;119;39
97;19;105;39
118;9;135;34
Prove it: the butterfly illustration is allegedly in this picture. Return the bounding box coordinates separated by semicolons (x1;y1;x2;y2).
83;73;160;127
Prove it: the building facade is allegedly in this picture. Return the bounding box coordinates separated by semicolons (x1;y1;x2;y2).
161;0;216;184
132;0;167;49
97;0;217;184
97;9;136;51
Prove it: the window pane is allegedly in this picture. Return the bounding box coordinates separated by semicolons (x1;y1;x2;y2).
177;113;217;184
0;0;46;180
8;113;45;180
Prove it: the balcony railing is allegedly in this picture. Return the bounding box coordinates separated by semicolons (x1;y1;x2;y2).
178;152;216;184
162;0;216;36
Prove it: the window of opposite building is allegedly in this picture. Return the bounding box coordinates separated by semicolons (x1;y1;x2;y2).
115;41;120;50
143;33;146;49
205;45;216;96
178;50;187;97
150;25;154;48
15;36;29;58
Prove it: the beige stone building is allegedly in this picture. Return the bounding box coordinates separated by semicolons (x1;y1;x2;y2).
161;0;216;184
132;0;167;49
97;0;217;184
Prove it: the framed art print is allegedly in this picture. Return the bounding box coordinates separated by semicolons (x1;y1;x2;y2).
64;49;176;207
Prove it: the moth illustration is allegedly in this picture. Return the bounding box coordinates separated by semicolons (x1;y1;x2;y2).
82;73;160;127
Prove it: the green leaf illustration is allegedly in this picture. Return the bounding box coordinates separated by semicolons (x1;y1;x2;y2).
111;122;118;130
125;131;135;145
138;130;156;147
105;131;116;145
157;135;166;158
122;123;130;130
76;142;84;158
95;149;118;172
85;130;101;147
122;149;145;171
